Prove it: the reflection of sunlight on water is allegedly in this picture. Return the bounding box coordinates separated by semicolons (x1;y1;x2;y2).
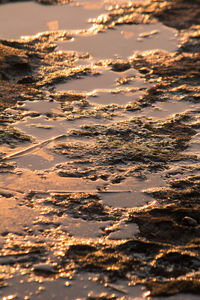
60;215;110;238
55;62;150;104
121;30;134;39
56;66;119;91
87;89;144;105
0;1;200;299
0;1;104;39
9;147;68;170
0;196;37;238
139;101;197;120
0;170;102;193
107;222;139;240
81;1;104;10
21;100;62;114
55;65;148;101
58;23;178;59
101;173;167;208
14;115;69;140
184;131;200;157
47;20;59;31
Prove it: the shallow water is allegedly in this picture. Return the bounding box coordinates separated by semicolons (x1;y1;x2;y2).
57;23;178;59
1;0;200;299
0;1;103;39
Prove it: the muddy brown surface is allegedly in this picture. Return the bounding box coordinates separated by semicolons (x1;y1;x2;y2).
1;0;200;299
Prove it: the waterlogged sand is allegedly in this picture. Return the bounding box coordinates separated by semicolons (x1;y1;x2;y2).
0;0;200;299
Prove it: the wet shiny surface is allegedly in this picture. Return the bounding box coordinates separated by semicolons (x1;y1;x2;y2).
0;0;200;299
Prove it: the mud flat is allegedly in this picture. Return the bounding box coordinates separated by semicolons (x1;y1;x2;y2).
0;0;200;299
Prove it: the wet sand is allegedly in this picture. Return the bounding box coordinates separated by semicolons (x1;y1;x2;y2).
0;0;200;299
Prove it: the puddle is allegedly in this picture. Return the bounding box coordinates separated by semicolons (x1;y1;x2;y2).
107;222;139;240
57;66;120;92
1;0;200;299
138;100;198;120
13;97;193;144
13;113;128;142
10;149;67;171
184;130;200;157
149;101;193;119
59;216;110;238
88;89;144;105
11;100;70;140
58;23;178;59
0;197;36;235
0;170;105;194
12;99;126;140
63;274;146;300
0;273;146;299
56;67;149;105
13;116;70;140
0;1;104;39
101;173;166;208
21;100;64;115
2;273;199;300
100;188;151;208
